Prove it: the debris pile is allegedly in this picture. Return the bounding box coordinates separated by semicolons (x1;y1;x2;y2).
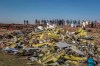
0;26;99;66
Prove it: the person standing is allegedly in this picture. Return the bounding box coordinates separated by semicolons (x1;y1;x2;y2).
82;21;86;29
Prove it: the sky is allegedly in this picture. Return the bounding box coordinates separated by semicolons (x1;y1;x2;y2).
0;0;100;24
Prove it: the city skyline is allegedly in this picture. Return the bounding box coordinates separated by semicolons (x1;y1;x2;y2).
0;0;100;24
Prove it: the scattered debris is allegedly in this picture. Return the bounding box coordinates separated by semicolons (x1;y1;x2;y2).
0;26;100;66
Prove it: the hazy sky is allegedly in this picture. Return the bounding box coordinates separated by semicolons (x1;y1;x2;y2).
0;0;100;24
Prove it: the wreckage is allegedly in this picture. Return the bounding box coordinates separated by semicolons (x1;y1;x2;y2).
1;25;99;66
